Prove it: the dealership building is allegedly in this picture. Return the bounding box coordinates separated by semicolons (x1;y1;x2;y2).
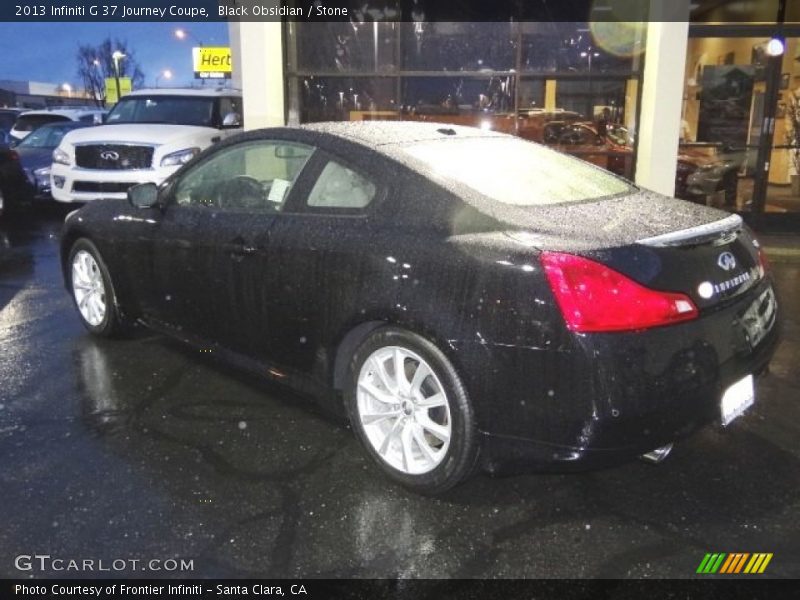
225;0;800;230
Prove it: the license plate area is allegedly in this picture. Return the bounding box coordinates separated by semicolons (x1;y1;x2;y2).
721;374;754;426
740;286;777;349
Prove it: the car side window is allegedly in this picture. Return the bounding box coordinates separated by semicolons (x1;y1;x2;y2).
307;160;376;210
173;141;314;212
219;97;243;125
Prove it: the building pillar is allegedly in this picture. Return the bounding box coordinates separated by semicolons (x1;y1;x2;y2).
635;3;690;196
228;22;285;130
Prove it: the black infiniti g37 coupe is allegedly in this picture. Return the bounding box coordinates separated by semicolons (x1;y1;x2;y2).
60;122;780;494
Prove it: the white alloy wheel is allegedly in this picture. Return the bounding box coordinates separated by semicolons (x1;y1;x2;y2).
356;345;452;475
71;249;107;327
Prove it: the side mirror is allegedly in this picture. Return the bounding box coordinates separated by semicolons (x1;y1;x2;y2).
128;182;159;208
222;112;242;128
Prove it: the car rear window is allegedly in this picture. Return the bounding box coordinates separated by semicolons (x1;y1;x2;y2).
14;114;70;132
402;136;633;205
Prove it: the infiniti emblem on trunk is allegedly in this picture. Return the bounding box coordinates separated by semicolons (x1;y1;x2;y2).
717;252;736;271
100;150;120;161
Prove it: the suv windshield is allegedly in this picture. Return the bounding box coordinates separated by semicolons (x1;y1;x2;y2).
106;95;215;127
403;137;633;205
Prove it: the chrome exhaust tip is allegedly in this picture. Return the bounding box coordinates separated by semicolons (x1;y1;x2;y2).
640;443;673;464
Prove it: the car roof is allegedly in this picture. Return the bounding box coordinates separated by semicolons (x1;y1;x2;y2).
300;121;505;149
35;120;92;130
126;87;242;98
18;107;105;118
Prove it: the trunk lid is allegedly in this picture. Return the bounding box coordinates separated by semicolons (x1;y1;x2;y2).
502;193;763;311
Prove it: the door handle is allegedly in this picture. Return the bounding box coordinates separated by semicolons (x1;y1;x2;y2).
223;237;258;258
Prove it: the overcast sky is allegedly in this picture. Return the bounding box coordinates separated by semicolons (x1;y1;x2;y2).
0;22;230;88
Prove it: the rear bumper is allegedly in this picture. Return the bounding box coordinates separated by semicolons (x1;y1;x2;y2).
461;278;781;472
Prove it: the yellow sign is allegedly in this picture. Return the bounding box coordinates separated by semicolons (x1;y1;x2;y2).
105;77;132;104
192;47;232;79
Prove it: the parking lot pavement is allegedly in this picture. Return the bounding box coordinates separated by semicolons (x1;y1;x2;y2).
0;211;798;579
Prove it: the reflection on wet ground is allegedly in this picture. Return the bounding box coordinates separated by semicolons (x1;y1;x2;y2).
0;211;798;578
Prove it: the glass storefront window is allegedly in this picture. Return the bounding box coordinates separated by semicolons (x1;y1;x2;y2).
289;22;399;73
293;77;399;123
402;76;515;113
520;22;645;74
286;21;645;181
401;22;515;72
679;34;800;213
555;79;627;120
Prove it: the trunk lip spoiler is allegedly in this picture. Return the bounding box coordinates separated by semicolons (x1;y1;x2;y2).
636;214;743;248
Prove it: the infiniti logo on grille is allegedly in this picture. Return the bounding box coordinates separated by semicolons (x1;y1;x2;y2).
717;252;737;271
100;150;120;161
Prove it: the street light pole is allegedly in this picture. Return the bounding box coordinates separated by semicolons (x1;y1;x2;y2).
175;28;203;47
175;29;205;86
111;50;126;104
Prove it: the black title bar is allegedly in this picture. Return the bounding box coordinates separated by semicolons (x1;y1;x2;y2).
3;578;799;600
2;1;708;23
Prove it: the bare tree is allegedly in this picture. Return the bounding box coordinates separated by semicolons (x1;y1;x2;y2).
77;38;145;107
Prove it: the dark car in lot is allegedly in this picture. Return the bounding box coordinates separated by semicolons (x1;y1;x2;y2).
11;121;93;202
0;144;26;218
0;108;24;145
60;122;779;494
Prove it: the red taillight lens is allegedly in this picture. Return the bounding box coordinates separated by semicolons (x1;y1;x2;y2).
757;246;770;277
9;150;18;161
540;251;699;333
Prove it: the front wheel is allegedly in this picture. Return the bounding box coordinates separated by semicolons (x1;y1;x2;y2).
68;238;130;337
345;327;479;495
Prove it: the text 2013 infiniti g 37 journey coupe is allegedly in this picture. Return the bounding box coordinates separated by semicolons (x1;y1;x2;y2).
60;122;780;494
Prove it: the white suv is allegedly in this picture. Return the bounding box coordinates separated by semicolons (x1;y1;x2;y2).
9;107;106;144
51;88;243;204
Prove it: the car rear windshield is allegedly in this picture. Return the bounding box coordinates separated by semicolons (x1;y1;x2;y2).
18;124;83;148
14;114;70;132
106;96;215;127
402;136;633;205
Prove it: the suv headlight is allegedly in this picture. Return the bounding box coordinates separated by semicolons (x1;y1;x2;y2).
53;147;71;166
161;147;200;167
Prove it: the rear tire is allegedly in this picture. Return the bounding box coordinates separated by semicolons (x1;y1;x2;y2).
67;238;130;337
345;327;479;495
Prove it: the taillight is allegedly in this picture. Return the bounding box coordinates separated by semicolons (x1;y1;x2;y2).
757;246;770;278
540;251;699;333
9;150;18;161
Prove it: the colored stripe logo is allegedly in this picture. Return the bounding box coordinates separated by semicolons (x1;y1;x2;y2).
697;553;773;574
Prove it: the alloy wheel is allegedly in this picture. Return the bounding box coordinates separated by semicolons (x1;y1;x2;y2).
356;346;452;475
71;250;107;327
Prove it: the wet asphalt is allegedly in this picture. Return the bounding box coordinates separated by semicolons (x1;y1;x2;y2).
0;208;798;579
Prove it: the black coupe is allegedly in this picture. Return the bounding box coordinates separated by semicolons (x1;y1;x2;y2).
60;122;780;494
